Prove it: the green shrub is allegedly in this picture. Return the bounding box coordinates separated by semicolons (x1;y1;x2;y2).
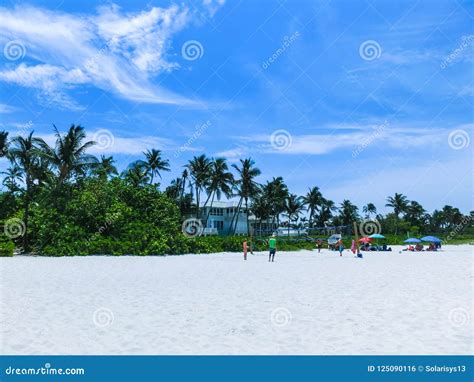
0;234;14;257
30;178;181;256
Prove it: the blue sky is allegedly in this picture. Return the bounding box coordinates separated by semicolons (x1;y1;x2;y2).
0;0;472;213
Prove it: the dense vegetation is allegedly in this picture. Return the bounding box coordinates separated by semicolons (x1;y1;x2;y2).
0;125;472;256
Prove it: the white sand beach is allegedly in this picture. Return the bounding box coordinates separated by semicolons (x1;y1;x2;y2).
0;245;472;355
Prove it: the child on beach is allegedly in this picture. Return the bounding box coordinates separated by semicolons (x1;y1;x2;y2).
337;239;344;256
268;234;277;262
243;239;248;260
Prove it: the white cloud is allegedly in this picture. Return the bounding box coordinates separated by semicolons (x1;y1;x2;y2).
218;122;455;158
323;156;472;214
0;103;18;113
202;0;226;17
38;130;176;156
0;3;223;109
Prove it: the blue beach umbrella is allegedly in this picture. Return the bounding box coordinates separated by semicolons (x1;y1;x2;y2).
404;238;421;244
420;236;442;243
369;233;385;239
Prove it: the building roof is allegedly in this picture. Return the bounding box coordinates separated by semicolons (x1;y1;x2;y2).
199;200;242;208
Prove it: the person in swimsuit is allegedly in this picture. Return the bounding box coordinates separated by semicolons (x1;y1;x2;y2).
337;239;344;256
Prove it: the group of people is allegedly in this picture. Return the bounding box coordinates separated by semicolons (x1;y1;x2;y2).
242;236;346;262
242;234;277;262
243;236;442;260
360;243;392;251
404;242;439;252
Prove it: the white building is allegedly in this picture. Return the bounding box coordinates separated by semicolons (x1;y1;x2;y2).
197;201;275;236
199;201;252;235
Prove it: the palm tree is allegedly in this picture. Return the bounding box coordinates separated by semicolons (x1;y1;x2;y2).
302;186;323;229
38;124;97;185
285;193;304;235
405;201;427;228
0;130;8;157
180;169;189;202
186;154;211;219
300;216;308;229
139;149;170;184
231;158;261;235
251;193;271;235
9;131;44;250
123;163;150;187
165;177;183;201
314;198;336;228
386;193;408;234
92;155;118;180
440;205;463;230
339;199;359;226
264;177;289;228
362;203;377;219
1;165;22;193
203;158;234;226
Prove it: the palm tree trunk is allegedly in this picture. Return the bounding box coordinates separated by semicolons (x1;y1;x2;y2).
195;186;200;219
245;197;250;236
288;213;291;236
22;178;30;251
202;191;212;210
229;198;243;235
233;199;243;235
227;197;242;235
204;191;215;227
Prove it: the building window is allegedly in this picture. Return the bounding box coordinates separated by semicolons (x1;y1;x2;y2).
213;221;223;231
210;208;223;216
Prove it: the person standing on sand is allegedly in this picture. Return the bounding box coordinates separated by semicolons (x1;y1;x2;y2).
316;239;322;253
337;239;344;257
268;234;277;262
243;239;248;260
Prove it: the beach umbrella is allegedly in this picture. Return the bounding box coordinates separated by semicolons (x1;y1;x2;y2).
369;233;385;239
420;236;441;243
404;238;421;244
358;237;372;243
369;233;385;247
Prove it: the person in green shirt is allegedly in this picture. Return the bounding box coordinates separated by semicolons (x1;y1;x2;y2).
268;234;277;262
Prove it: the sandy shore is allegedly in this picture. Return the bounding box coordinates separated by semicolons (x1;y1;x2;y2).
0;245;472;355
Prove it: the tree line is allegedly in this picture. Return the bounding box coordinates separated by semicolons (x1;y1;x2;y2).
0;125;472;255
